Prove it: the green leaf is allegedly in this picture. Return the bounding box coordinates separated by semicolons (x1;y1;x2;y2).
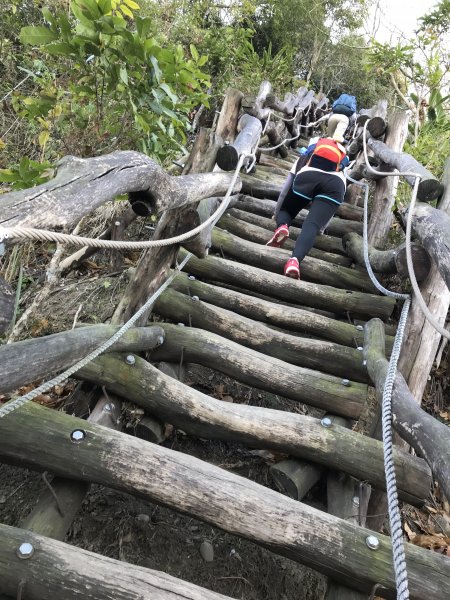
150;55;162;83
44;42;76;56
18;157;30;180
197;55;208;67
41;7;56;27
135;15;152;39
119;66;128;85
190;44;199;62
97;0;112;14
19;26;58;46
123;0;140;9
159;82;177;104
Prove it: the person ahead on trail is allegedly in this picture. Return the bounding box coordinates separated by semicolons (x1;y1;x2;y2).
266;136;349;280
327;93;357;142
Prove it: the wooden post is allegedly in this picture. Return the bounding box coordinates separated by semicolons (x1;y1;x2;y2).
0;276;14;335
216;114;262;171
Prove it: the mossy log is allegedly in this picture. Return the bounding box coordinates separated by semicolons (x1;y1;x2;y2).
235;196;364;236
227;207;345;255
365;318;450;500
0;324;164;395
151;321;367;418
211;227;376;293
78;352;429;502
0;151;241;229
342;232;431;282
0;523;231;600
171;272;388;349
178;248;396;320
216;114;262;171
218;212;352;266
0;402;444;597
367;137;444;202
155;288;368;382
405;201;450;289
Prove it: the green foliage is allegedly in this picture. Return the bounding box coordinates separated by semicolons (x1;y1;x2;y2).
0;157;54;190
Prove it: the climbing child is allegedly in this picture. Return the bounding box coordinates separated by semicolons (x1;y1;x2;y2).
266;136;348;279
327;93;357;142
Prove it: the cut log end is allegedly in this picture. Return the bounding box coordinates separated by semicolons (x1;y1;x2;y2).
367;116;387;139
128;190;155;216
417;179;445;203
216;144;239;171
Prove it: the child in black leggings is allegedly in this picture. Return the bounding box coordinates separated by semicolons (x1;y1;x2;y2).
267;137;347;279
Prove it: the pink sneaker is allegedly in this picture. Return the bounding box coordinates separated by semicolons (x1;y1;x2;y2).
284;257;300;279
266;224;289;248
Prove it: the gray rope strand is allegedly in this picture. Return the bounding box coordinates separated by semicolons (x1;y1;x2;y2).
0;252;192;419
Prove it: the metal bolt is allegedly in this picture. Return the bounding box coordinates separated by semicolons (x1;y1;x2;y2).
114;220;121;227
352;496;360;507
357;346;364;351
103;404;113;413
70;429;86;443
356;325;364;331
188;275;196;280
192;295;199;302
321;417;332;428
125;354;135;365
16;542;34;559
366;535;380;550
341;379;350;387
157;335;164;346
362;360;367;367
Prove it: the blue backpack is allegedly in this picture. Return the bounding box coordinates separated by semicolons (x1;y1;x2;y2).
332;94;357;114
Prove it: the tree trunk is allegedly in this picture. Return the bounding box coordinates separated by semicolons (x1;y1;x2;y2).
368;111;410;246
367;137;443;202
227;207;345;255
154;288;370;383
219;212;351;266
0;276;14;335
211;227;376;292
0;152;240;229
365;318;450;500
151;322;367;418
270;459;323;500
406;201;450;289
398;158;450;401
216;114;262;171
177;248;396;319
342;232;431;282
0;402;444;598
0;324;164;395
171;272;389;349
0;523;232;600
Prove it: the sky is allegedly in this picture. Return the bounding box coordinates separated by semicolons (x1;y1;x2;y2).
365;0;440;43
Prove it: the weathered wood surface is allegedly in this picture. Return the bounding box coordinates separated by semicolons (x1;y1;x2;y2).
228;207;345;255
0;523;232;600
155;287;370;382
219;212;352;266
398;158;450;401
151;322;367;418
235;196;364;236
342;232;431;282
367;137;444;202
368;111;410;246
0;324;164;395
178;248;396;319
241;80;272;120
216;114;262;171
77;353;430;500
263;120;289;158
0;151;241;229
171;272;388;349
0;402;445;598
407;202;450;289
211;227;377;293
271;459;323;500
183;195;230;258
365;318;450;500
0;276;14;335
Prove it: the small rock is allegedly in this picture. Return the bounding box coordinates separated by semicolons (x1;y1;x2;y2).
190;525;199;532
199;540;214;562
136;513;150;524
